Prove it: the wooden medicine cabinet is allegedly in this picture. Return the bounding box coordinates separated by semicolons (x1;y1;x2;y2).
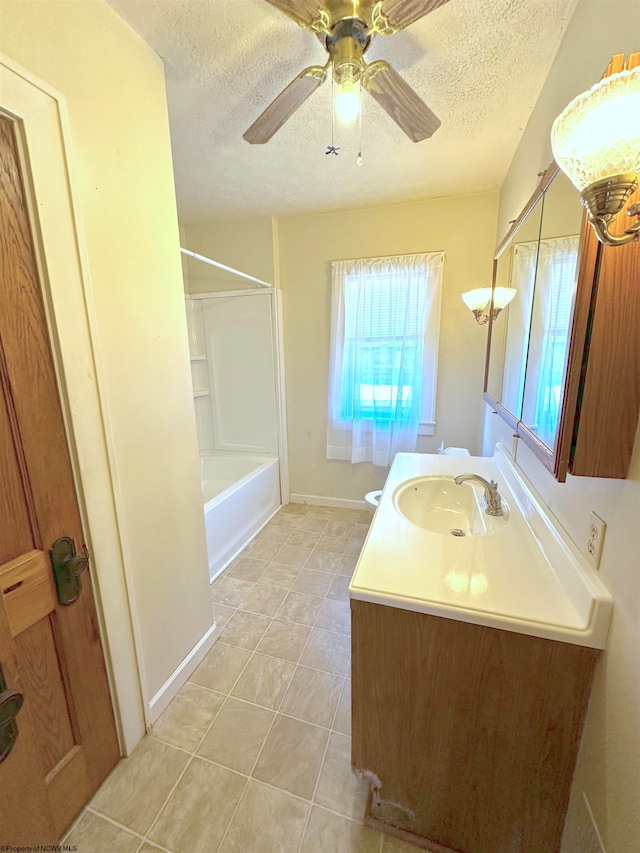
484;161;640;481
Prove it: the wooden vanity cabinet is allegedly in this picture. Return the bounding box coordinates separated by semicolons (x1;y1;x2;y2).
351;599;599;853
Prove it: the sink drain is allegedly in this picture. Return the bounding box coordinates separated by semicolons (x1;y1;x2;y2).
450;528;466;537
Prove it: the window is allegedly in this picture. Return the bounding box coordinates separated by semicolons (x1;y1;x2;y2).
327;252;444;467
532;235;579;445
501;241;537;417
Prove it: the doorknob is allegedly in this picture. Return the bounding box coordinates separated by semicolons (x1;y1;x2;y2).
49;536;88;606
0;665;24;764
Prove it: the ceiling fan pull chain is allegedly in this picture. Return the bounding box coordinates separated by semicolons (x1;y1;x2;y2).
332;71;335;150
357;79;364;166
325;71;340;156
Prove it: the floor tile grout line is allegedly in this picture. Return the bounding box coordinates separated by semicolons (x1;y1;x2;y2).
331;674;350;736
214;588;351;612
205;504;361;849
213;648;289;852
210;535;348;703
293;553;353;851
85;505;361;853
88;767;375;850
60;806;86;843
226;607;328;853
139;751;193;845
84;806;166;849
299;514;356;826
189;668;349;716
147;733;196;757
168;682;263;853
295;675;343;852
151;684;344;751
217;586;350;630
140;654;242;850
191;638;347;679
272;606;346;725
212;514;352;659
219;554;356;590
141;664;260;850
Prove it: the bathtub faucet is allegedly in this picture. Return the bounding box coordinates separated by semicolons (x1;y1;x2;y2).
453;474;504;517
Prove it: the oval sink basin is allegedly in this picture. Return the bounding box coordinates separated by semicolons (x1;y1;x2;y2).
393;476;509;536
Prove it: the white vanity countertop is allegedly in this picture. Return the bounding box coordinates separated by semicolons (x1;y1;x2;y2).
349;445;613;648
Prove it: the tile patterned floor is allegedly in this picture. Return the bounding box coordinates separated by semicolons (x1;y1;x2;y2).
65;504;417;853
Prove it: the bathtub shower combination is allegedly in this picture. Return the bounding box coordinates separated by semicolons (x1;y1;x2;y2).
184;256;285;580
201;452;280;579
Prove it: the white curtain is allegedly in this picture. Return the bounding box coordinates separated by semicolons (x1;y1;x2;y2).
501;242;537;416
327;253;443;467
533;236;580;446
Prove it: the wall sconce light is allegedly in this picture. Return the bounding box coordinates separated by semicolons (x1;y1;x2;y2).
461;287;517;325
551;64;640;247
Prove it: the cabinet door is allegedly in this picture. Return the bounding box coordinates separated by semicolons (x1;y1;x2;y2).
351;599;598;853
570;183;640;478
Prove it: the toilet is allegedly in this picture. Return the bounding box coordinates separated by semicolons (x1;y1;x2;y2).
438;445;471;457
365;490;382;513
364;446;471;513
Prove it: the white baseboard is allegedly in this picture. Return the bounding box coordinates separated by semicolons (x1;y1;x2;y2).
146;621;218;725
290;493;367;511
209;503;283;584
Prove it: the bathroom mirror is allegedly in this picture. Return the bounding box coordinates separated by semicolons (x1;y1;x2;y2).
485;193;545;419
519;171;582;452
484;166;552;426
484;162;589;478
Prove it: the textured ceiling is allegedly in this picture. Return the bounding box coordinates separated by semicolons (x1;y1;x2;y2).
107;0;578;223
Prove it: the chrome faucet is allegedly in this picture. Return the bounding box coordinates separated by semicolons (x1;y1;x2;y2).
453;474;504;517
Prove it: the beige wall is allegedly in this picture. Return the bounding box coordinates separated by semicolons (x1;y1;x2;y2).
482;2;640;851
184;216;277;292
1;0;212;730
278;193;498;502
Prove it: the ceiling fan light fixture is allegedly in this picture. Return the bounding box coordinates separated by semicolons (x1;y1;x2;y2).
332;33;364;124
245;0;446;145
332;35;364;85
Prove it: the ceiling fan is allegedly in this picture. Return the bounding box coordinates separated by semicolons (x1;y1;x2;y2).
244;0;452;144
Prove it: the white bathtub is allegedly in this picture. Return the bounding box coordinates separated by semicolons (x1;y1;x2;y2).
202;453;280;581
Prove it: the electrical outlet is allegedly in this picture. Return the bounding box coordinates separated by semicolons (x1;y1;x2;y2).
586;512;606;570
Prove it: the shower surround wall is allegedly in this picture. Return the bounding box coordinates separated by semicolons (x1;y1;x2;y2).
186;290;281;579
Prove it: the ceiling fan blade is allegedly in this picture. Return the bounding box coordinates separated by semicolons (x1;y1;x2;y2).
377;0;453;32
263;0;327;29
362;60;441;142
244;66;328;144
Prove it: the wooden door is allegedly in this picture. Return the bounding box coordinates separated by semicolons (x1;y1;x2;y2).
0;115;120;843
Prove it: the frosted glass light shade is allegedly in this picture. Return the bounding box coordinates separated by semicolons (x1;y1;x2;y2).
493;287;517;310
461;287;516;312
551;67;640;192
335;84;360;122
461;288;492;311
